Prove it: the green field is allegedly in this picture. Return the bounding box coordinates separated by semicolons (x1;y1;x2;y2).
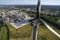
0;22;9;40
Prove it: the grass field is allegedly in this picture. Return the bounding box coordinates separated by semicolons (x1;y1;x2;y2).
38;24;60;40
0;25;8;40
7;23;60;40
7;24;33;40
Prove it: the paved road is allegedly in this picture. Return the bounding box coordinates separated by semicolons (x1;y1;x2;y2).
40;19;60;38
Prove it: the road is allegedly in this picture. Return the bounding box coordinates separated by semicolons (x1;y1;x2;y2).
40;19;60;38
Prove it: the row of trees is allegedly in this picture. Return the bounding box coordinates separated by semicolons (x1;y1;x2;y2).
40;14;60;29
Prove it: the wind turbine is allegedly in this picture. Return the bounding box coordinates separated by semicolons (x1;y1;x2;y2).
32;0;41;40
